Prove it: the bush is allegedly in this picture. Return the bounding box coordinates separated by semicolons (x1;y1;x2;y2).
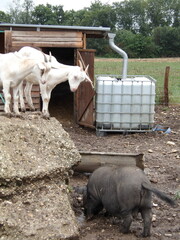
153;26;180;57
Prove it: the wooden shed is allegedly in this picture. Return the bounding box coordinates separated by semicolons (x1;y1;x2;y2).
0;23;110;128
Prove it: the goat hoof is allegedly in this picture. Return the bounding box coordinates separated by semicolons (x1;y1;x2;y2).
21;109;26;113
42;114;50;120
14;114;24;119
5;112;13;118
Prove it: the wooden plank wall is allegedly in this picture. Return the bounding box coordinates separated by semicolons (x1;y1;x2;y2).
11;31;83;48
22;84;41;111
0;85;41;112
74;50;96;128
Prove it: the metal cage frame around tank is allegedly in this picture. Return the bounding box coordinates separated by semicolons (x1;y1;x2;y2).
95;74;156;136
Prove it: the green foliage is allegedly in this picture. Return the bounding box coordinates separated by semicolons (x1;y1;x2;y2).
82;1;116;29
114;0;150;35
0;11;11;22
31;4;64;25
147;0;180;28
153;26;180;57
115;30;158;58
63;1;116;29
8;0;23;23
175;191;180;200
63;9;87;26
1;0;180;58
21;0;34;23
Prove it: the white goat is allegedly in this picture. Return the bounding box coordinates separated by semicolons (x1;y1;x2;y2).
0;51;51;116
17;46;62;112
19;61;93;118
18;46;62;71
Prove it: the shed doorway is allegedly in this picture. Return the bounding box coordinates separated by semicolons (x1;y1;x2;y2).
42;47;75;124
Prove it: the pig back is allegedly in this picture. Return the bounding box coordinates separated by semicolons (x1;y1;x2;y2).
87;166;121;214
114;167;152;209
87;166;152;214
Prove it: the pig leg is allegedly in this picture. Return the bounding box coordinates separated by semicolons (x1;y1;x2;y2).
121;213;133;234
85;197;103;220
141;208;152;237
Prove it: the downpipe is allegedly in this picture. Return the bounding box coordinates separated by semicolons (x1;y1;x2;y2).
108;33;128;79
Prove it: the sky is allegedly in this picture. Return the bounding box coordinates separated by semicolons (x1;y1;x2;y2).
0;0;116;12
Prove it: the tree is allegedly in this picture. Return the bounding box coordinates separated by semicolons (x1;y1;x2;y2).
21;0;34;23
8;0;23;23
114;0;151;35
2;0;180;58
171;0;180;27
147;0;180;28
31;4;64;25
63;9;88;26
153;26;180;57
8;0;34;23
66;1;116;29
0;11;11;23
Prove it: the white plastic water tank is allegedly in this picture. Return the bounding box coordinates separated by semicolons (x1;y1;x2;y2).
96;75;156;131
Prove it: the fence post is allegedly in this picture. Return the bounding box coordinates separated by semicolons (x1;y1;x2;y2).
164;66;170;106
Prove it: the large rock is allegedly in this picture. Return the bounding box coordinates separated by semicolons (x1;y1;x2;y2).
0;113;81;240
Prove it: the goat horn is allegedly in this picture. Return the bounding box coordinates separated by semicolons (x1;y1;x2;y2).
78;60;83;71
86;76;94;89
85;65;89;74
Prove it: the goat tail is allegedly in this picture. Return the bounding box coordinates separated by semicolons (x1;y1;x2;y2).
142;182;175;206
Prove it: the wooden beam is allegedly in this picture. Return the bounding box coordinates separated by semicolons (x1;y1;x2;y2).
73;151;144;172
11;30;84;48
12;37;83;42
4;31;12;53
12;31;82;38
12;41;83;48
164;66;170;106
83;33;86;49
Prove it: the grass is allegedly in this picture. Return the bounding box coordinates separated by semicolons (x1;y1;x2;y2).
175;191;180;200
94;58;180;104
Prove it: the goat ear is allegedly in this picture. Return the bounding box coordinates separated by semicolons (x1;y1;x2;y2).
37;63;46;70
43;53;48;63
79;60;83;71
49;52;52;62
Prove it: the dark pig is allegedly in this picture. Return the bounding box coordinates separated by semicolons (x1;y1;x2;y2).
84;166;175;237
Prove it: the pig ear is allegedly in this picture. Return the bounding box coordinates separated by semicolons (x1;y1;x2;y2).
79;60;83;71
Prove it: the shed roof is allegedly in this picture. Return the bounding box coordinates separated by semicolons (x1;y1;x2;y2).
0;23;111;38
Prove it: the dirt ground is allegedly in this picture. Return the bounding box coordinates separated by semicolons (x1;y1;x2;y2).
51;104;180;240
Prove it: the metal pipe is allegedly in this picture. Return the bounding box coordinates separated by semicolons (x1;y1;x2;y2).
0;23;111;32
108;33;128;79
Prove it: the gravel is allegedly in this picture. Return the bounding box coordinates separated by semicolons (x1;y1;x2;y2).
0;113;81;240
